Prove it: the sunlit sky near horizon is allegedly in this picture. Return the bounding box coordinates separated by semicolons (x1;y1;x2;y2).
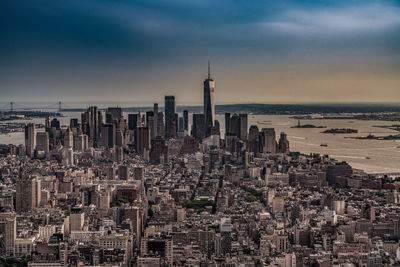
1;0;399;104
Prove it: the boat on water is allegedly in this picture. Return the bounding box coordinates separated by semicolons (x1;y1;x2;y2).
320;143;328;147
366;157;371;159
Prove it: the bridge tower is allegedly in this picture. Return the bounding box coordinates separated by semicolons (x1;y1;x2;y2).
10;102;13;112
58;101;62;112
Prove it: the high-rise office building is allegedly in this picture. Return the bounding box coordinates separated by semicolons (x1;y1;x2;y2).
16;176;40;212
225;113;247;140
128;113;139;130
229;114;240;138
0;212;16;256
25;123;36;157
146;111;154;124
115;129;124;146
204;62;215;137
165;96;176;138
146;110;157;140
100;123;116;149
172;113;178;137
48;123;58;148
192;114;205;142
147;116;155;137
225;113;231;136
50;118;60;129
183;110;189;132
213;120;220;135
135;127;151;154
63;128;73;149
248;125;260;154
239;114;248;140
150;136;168;165
153;103;159;138
36;132;49;153
178;117;184;137
157;112;165;137
278;132;290;153
70;208;85;231
73;134;87;152
82;106;102;147
45;116;50;131
70;118;79;129
260;128;277;153
106;107;123;124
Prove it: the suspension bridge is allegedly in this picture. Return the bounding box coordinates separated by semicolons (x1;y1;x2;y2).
0;102;84;112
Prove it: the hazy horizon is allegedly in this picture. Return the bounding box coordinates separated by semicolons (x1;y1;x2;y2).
1;101;400;112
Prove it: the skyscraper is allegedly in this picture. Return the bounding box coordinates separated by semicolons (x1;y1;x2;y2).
225;113;231;136
135;126;151;154
229;114;240;138
128;113;139;130
239;114;248;140
146;111;156;139
50;118;60;129
248;125;260;154
183;110;189;132
0;213;16;256
153;103;159;138
70;208;85;231
150;136;168;165
63;127;73;149
278;132;290;153
82;106;101;147
36;132;49;153
157;112;165;137
178;117;184;137
100;123;116;149
70;118;79;129
260;128;277;153
165;96;176;138
73;133;87;151
192;114;205;142
146;111;154;124
204;62;215;137
105;107;123;124
16;176;40;212
25;123;36;158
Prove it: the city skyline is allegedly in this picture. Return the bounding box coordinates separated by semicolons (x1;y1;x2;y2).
1;0;400;103
2;1;400;266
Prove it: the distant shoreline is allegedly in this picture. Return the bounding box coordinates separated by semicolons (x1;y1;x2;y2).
2;103;400;115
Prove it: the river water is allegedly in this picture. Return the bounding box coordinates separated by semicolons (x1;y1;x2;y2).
1;112;399;173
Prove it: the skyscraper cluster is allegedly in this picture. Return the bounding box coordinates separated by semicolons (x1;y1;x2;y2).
14;65;384;267
20;64;289;165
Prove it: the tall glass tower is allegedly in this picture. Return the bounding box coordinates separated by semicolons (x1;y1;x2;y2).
165;95;176;138
204;61;215;137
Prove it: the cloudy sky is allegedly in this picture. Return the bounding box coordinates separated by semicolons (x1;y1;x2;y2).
1;0;399;105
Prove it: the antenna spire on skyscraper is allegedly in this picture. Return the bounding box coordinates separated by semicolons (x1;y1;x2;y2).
208;60;210;79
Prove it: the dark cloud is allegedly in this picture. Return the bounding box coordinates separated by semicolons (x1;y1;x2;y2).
0;0;399;103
